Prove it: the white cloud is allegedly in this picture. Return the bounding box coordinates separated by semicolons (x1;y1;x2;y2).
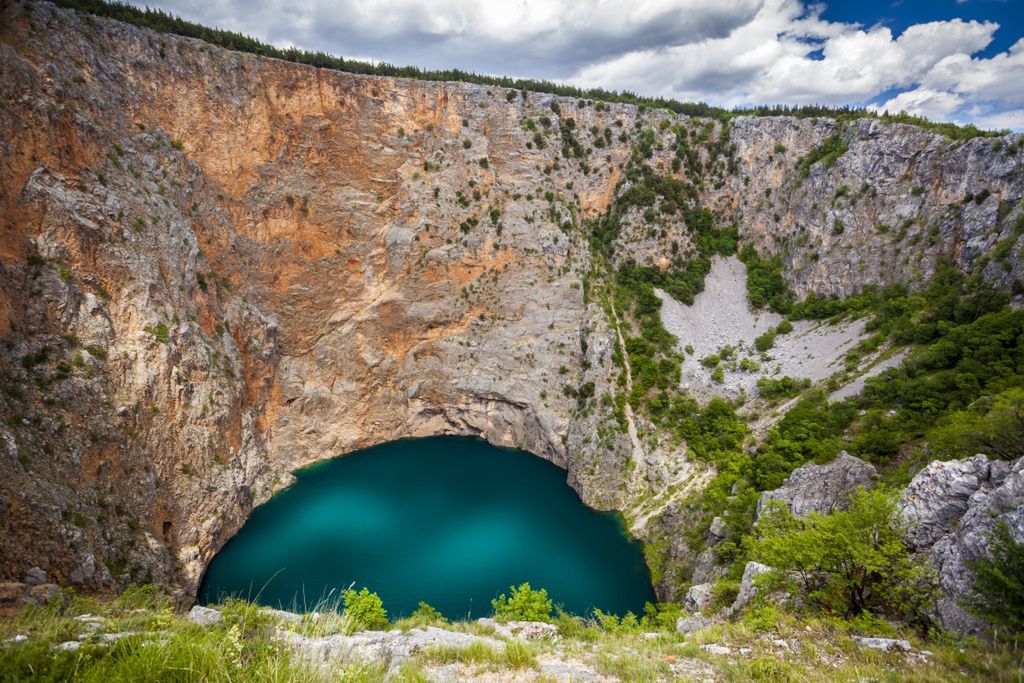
971;108;1024;130
872;88;966;120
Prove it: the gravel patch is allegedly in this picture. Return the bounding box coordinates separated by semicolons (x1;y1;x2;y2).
657;256;871;401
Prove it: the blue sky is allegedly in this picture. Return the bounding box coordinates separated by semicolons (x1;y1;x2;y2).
131;0;1024;129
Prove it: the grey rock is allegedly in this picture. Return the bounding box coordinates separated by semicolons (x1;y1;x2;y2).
728;561;773;614
708;516;727;542
852;636;912;652
69;554;96;585
188;605;223;626
676;614;714;633
75;614;106;631
691;547;727;585
701;644;732;655
898;454;1024;633
1;429;16;461
757;452;877;519
23;567;47;586
282;626;505;670
900;454;1009;550
683;583;715;613
537;656;605;681
476;618;558;640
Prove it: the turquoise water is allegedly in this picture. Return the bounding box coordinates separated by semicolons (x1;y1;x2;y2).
198;436;655;618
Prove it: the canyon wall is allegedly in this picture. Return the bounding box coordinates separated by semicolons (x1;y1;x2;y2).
1;1;1022;603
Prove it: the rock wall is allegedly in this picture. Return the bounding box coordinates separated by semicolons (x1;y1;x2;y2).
1;1;1023;603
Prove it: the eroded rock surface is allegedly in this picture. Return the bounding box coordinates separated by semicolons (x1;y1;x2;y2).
899;454;1023;633
756;451;878;518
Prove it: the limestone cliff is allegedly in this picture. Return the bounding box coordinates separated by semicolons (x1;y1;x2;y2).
1;1;1022;604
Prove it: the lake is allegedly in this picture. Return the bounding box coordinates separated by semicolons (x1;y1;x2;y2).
198;436;655;619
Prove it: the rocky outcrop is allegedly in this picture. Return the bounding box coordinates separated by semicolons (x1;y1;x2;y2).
0;581;60;615
683;582;715;614
279;626;507;671
726;562;773;616
476;618;559;640
0;1;1022;604
898;454;1023;633
756;452;878;518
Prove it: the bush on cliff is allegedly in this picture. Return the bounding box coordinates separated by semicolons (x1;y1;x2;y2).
751;488;937;627
491;583;553;622
343;587;389;630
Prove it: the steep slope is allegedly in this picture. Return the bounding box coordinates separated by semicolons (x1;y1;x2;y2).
0;1;1022;606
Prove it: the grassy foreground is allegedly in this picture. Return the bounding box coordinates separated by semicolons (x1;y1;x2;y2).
1;587;1022;682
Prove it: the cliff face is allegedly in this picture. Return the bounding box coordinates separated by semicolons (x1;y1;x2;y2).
0;2;1022;603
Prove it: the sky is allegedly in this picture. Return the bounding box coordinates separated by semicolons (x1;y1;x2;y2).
128;0;1024;130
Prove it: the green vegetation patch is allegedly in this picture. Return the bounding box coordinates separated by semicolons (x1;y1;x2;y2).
799;134;850;177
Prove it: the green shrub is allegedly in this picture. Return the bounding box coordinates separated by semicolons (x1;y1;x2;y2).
752;488;936;623
144;322;170;343
491;583;552;622
925;387;1024;461
756;376;810;400
343;587;388;630
85;344;107;360
799;134;849;177
411;602;445;623
963;521;1024;634
754;330;777;352
708;578;739;612
740;245;791;312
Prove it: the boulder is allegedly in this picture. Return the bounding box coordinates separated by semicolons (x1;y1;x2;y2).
727;561;773;614
898;454;1023;634
188;605;223;626
852;636;912;652
281;626;505;670
476;618;558;640
900;454;1010;550
683;583;715;613
708;516;727;542
23;567;47;586
69;554;96;585
757;451;877;519
676;614;714;634
690;516;730;584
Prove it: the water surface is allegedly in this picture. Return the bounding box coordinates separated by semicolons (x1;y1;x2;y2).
199;436;654;618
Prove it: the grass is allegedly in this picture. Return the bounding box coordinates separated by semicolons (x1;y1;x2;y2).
1;590;1022;682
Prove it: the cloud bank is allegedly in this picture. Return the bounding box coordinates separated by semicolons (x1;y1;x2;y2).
130;0;1024;129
